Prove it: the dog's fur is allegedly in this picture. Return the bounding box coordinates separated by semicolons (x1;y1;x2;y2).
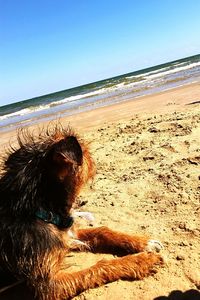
0;126;163;299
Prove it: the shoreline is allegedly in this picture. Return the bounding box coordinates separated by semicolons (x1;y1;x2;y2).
0;81;200;149
60;80;200;130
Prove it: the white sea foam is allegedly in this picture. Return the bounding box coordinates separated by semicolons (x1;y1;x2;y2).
0;88;108;122
0;108;31;120
49;88;107;107
144;61;200;80
127;61;200;82
126;66;172;80
0;105;50;121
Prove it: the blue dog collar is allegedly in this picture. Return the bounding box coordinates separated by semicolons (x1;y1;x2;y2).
36;209;74;229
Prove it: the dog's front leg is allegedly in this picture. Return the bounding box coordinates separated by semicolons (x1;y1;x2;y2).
48;252;163;300
75;227;162;255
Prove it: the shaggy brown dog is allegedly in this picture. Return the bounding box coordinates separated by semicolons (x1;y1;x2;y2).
0;126;163;299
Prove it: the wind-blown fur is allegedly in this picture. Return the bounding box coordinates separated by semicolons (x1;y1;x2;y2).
0;125;163;299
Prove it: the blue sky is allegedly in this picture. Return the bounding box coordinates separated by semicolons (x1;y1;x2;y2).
1;0;200;106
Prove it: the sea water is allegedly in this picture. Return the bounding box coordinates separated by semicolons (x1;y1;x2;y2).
0;54;200;132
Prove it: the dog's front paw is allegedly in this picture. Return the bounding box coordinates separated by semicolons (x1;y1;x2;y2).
145;240;163;253
118;252;164;280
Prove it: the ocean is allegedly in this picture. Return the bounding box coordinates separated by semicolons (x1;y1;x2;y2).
0;54;200;132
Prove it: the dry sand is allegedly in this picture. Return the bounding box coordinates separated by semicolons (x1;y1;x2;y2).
0;82;200;299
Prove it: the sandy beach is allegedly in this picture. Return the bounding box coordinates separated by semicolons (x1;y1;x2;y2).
0;82;200;299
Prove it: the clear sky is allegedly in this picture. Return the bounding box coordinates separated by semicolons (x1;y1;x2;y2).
1;0;200;106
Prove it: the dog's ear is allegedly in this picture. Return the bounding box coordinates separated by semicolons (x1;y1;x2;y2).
52;136;83;167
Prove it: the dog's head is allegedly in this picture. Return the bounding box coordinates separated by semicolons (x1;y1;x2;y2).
1;125;95;217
